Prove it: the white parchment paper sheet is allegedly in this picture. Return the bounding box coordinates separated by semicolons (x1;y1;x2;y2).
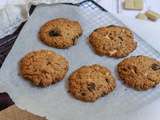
0;3;160;120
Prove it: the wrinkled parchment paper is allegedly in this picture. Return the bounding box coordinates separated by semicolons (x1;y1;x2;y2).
0;3;160;120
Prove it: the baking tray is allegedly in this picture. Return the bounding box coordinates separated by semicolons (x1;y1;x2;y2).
0;0;160;120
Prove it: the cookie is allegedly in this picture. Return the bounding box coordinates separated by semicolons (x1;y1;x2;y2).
69;64;116;102
89;25;137;58
39;18;83;49
20;50;69;87
118;55;160;90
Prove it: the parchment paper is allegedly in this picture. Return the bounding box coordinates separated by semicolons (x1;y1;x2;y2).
0;3;160;120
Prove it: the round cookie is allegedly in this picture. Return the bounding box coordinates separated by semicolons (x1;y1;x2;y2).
69;64;116;102
89;25;137;58
118;55;160;90
20;50;69;87
39;18;83;49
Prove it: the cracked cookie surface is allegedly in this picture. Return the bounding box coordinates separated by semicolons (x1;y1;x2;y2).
89;25;137;57
118;55;160;90
69;64;116;102
39;18;83;49
20;50;69;87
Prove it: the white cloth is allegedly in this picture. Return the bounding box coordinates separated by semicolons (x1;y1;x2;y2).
0;0;82;39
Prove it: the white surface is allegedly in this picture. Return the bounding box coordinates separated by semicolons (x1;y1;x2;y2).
98;0;160;120
0;2;160;120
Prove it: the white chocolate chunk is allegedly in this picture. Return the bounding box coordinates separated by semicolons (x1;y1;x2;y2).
134;0;143;10
124;0;134;9
124;0;144;10
136;13;147;20
109;50;117;55
145;10;160;21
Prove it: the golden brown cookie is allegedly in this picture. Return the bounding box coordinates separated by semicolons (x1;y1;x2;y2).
89;25;137;58
69;64;116;102
118;55;160;90
39;18;83;49
20;50;69;87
